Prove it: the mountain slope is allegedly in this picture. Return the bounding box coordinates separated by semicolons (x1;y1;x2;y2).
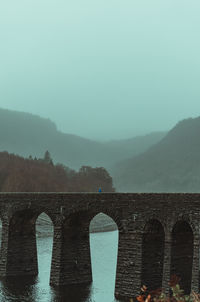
0;108;165;170
114;117;200;192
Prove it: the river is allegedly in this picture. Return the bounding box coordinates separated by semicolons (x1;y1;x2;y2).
0;231;121;302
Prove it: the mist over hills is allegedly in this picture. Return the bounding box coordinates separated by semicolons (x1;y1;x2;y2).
113;117;200;192
0;108;165;170
1;108;200;193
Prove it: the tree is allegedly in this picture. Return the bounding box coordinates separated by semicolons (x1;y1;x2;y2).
43;150;53;165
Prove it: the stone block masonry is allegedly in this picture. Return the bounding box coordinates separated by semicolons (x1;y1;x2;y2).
0;193;200;300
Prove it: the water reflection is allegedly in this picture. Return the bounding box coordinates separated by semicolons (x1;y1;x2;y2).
51;283;92;302
0;277;93;302
0;232;120;302
0;276;37;302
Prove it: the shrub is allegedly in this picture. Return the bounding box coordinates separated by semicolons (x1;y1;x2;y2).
134;275;200;302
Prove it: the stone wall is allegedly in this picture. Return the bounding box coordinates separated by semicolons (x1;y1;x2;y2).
0;193;200;300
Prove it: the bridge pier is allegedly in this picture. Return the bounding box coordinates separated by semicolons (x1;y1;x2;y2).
0;220;9;276
191;236;200;292
162;232;171;295
0;212;38;277
115;231;142;300
50;213;92;286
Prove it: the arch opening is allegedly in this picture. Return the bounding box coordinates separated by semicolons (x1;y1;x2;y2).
89;213;119;297
141;219;165;291
170;221;193;294
36;212;54;284
89;212;118;233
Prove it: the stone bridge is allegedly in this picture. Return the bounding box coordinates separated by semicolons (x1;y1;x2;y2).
0;192;199;300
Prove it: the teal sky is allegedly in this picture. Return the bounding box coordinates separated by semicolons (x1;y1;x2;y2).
0;0;200;140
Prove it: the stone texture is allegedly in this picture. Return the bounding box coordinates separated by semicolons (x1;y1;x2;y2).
0;192;200;300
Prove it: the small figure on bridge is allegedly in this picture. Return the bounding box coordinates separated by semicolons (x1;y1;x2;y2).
98;187;102;192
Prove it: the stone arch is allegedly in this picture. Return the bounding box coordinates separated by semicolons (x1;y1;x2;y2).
89;212;119;291
35;211;54;238
89;212;118;233
8;205;56;227
89;209;122;231
8;204;35;221
169;214;197;236
6;208;57;278
140;215;167;234
35;211;54;282
170;220;193;294
141;219;165;290
65;205;123;233
34;207;56;227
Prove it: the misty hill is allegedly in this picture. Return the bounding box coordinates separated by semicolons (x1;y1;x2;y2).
113;117;200;192
0;108;165;170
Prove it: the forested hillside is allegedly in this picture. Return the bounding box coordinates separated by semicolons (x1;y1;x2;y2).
113;117;200;192
0;151;114;192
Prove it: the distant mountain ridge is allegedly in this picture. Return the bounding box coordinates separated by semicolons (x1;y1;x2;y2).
0;108;166;171
3;108;200;193
113;117;200;192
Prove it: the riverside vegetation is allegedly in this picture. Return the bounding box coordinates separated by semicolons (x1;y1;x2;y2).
134;276;200;302
0;150;114;192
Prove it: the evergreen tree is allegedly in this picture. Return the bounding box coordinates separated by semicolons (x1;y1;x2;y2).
43;150;53;165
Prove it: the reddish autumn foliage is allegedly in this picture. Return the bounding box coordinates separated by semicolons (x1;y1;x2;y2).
169;275;181;288
0;151;115;192
137;295;146;302
135;276;200;302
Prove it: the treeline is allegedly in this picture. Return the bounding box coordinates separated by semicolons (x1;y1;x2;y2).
0;151;115;192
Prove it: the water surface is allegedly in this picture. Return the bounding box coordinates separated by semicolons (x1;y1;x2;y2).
0;231;121;302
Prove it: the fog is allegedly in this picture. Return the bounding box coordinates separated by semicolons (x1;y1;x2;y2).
0;0;200;140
